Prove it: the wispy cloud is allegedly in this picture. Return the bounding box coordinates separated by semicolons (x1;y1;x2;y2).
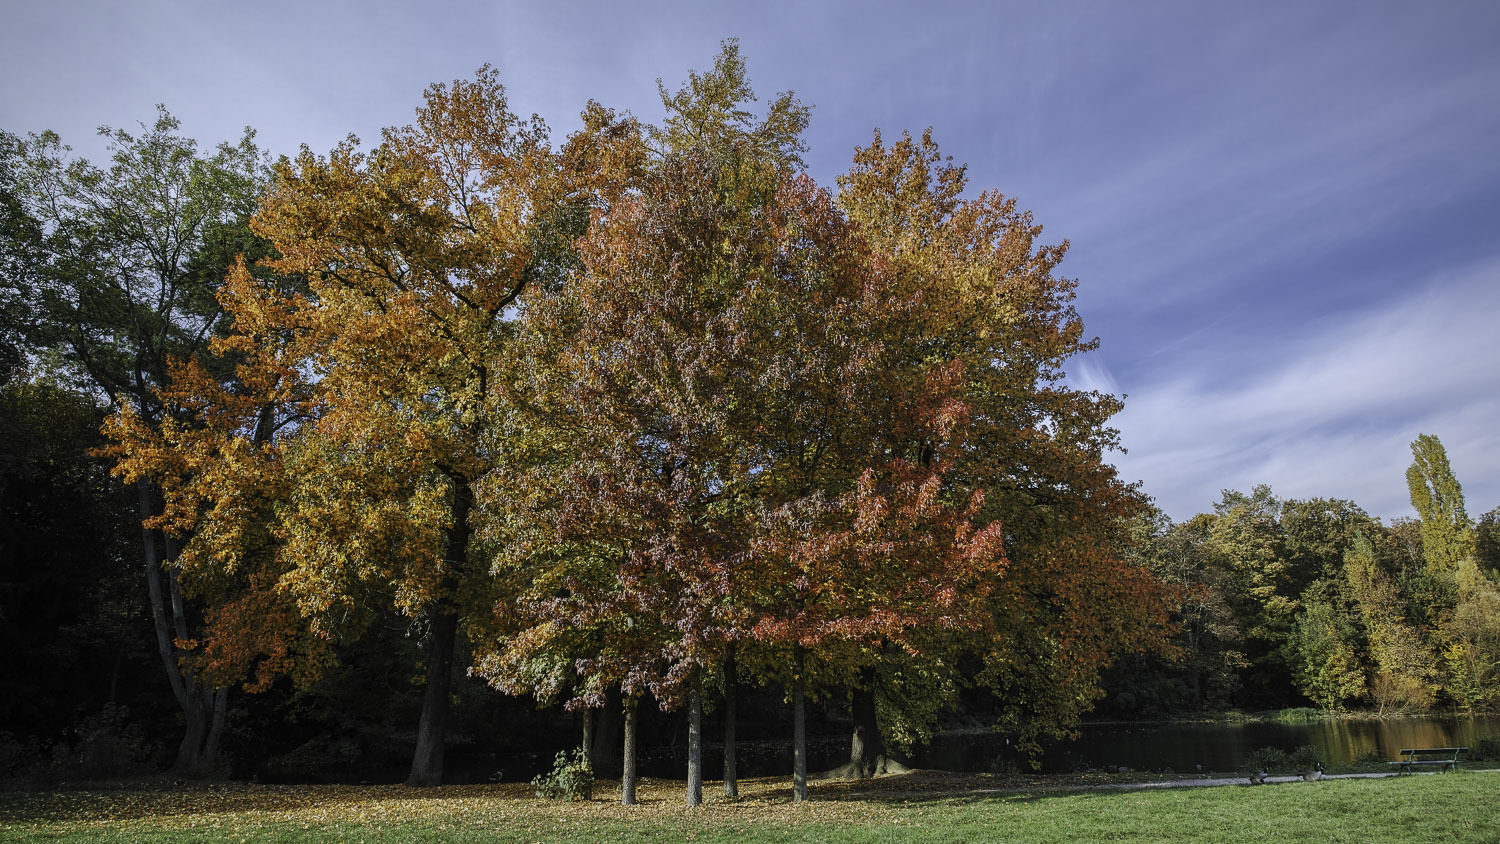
1052;59;1500;313
1104;258;1500;521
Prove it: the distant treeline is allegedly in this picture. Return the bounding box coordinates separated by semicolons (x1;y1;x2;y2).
1102;434;1500;718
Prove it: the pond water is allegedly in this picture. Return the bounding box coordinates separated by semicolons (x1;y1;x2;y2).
919;714;1500;774
542;714;1500;782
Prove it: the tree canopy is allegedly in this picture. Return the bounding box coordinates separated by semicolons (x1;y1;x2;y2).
37;45;1500;799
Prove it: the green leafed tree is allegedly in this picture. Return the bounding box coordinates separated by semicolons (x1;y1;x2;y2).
1475;507;1500;580
12;109;268;773
1108;510;1246;714
1287;598;1365;710
1204;486;1298;704
1343;532;1436;713
0;131;44;384
1444;560;1500;711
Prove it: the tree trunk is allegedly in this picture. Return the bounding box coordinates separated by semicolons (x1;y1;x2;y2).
849;665;885;777
174;690;206;774
621;693;639;806
138;480;187;708
592;685;623;777
407;472;473;787
166;547;190;647
406;607;458;786
203;686;228;770
793;647;808;802
140;483;210;776
814;665;911;780
172;684;232;777
687;667;703;806
582;707;594;758
723;648;738;798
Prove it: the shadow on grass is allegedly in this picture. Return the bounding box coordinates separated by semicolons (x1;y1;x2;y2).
0;779;540;824
6;767;1490;827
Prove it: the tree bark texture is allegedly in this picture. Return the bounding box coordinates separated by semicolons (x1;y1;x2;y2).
139;481;220;775
204;686;228;768
174;691;207;774
406;607;458;786
621;693;640;806
849;665;886;777
138;480;186;708
722;648;738;798
793;647;808;802
406;473;473;787
171;684;228;776
687;667;703;806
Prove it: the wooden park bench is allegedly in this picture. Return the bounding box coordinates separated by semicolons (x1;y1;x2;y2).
1388;747;1467;774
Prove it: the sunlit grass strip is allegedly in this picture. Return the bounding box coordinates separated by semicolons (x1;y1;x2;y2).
3;771;1497;842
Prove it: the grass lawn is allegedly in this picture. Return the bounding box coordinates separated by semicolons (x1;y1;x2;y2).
2;769;1496;842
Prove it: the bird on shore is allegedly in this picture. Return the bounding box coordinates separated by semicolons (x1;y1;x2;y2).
1249;767;1268;785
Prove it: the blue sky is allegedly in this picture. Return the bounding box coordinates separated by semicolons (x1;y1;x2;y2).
4;0;1497;522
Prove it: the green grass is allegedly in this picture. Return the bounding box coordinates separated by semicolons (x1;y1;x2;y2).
2;771;1496;842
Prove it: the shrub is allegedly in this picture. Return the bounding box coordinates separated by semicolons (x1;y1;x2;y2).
986;755;1020;776
1246;746;1289;774
533;748;594;801
0;732;46;782
0;706;159;787
1286;745;1323;772
1469;736;1500;762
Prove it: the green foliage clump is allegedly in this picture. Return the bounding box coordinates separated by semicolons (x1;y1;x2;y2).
1287;600;1365;710
0;705;159;786
532;748;594;801
1245;746;1289;774
1286;744;1324;772
874;656;958;754
1468;735;1500;762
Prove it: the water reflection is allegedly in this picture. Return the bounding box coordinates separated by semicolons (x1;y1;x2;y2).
920;715;1500;774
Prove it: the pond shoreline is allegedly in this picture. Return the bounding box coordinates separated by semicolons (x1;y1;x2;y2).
1074;708;1500;728
918;711;1500;775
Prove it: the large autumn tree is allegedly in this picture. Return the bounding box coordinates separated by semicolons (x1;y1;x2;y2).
482;44;835;805
243;67;564;786
831;129;1173;761
488;45;1169;805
